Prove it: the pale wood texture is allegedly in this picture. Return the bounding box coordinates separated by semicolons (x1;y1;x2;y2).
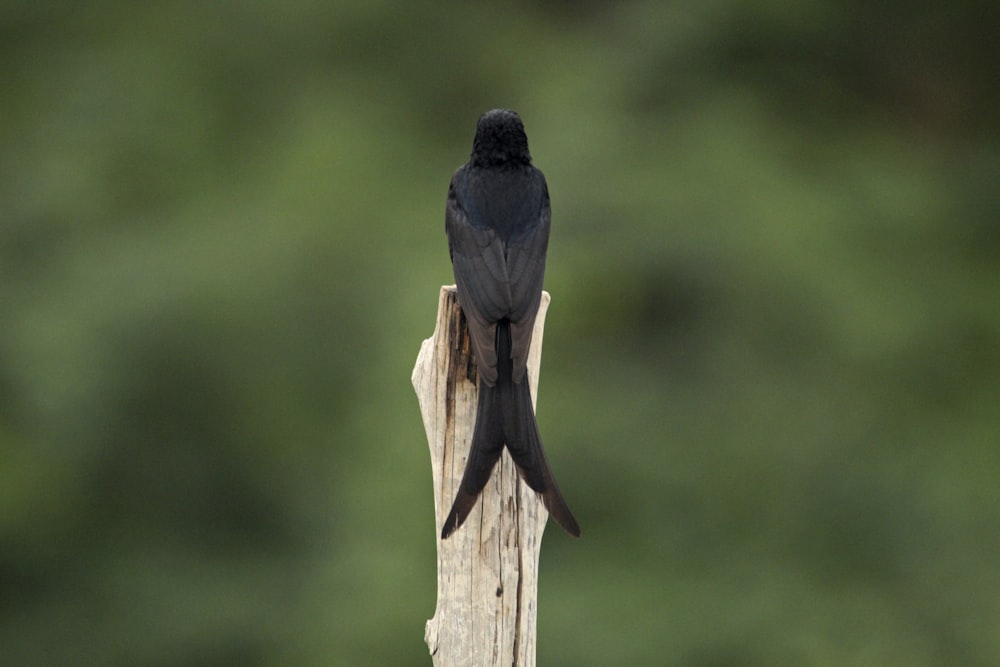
412;285;552;667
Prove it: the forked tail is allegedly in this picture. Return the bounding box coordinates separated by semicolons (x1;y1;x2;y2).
441;321;580;539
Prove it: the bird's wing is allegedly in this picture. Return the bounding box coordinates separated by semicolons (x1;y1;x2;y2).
504;184;550;383
446;178;510;386
446;168;551;386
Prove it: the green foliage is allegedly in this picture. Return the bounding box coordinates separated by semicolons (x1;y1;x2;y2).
2;2;999;665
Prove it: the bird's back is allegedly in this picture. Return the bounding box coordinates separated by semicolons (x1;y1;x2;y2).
456;164;548;245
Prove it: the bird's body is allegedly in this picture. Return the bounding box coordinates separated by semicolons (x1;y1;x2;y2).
441;109;580;539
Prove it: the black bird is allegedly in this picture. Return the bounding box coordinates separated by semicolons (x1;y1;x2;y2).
441;108;580;539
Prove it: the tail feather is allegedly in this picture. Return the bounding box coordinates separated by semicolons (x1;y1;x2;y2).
440;381;505;538
441;321;580;539
504;374;580;537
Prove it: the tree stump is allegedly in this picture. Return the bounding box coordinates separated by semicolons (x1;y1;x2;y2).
411;285;552;667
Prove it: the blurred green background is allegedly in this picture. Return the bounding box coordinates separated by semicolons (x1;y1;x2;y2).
3;1;999;665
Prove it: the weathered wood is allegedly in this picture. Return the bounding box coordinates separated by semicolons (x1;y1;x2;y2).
412;285;552;667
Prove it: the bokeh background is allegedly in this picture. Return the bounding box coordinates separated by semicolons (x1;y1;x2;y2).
3;2;999;665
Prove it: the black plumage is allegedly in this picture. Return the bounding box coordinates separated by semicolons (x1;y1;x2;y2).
441;109;580;539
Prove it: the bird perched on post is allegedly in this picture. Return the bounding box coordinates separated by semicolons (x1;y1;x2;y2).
441;108;580;539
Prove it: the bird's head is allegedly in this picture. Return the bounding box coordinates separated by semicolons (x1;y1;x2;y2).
470;108;531;168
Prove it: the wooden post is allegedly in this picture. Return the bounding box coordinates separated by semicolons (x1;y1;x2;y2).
411;285;552;667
